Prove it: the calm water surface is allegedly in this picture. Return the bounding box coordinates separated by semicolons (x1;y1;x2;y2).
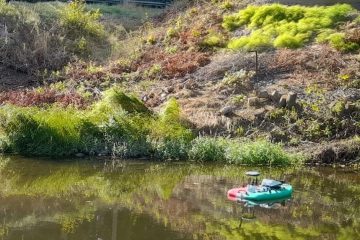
0;156;359;240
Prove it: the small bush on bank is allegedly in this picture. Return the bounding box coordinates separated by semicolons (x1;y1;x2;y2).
0;107;84;156
189;137;299;165
224;4;359;51
188;137;226;162
225;140;297;165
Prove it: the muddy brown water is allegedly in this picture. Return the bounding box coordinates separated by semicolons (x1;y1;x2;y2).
0;156;359;240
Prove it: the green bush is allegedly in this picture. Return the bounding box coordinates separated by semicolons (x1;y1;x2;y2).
0;92;193;158
188;137;299;165
152;139;190;160
60;0;106;56
224;4;357;51
318;32;360;52
188;137;226;162
273;33;305;48
93;88;151;116
150;98;193;142
0;106;84;156
225;140;297;165
228;32;272;51
201;33;224;48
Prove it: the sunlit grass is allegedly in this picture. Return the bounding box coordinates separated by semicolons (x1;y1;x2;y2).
224;4;359;51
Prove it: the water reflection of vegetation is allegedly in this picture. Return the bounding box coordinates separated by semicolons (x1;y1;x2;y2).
0;157;359;239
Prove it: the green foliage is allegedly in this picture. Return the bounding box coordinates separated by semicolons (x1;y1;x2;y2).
201;32;225;48
318;32;360;52
61;0;103;38
224;4;357;51
273;33;305;48
220;69;255;87
188;137;226;162
225;140;298;165
331;100;346;116
220;1;233;10
151;98;193;142
166;27;178;39
60;0;106;55
228;32;272;51
92;88;150;116
0;106;83;156
152;139;190;160
188;137;299;165
0;90;298;164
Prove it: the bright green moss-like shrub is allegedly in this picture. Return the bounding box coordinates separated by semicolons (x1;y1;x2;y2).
228;31;272;51
224;4;358;51
201;34;224;48
273;33;306;48
317;32;360;52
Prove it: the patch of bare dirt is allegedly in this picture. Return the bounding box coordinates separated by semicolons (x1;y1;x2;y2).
0;64;37;91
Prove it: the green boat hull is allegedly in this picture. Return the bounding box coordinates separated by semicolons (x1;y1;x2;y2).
243;184;293;201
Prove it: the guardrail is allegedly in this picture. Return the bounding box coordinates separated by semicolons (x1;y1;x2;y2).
85;0;172;7
128;0;171;7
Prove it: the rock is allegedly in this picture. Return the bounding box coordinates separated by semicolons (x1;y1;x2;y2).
247;97;259;108
286;91;297;108
165;86;174;94
219;106;234;116
318;147;336;164
141;94;148;102
148;92;155;98
219;89;230;95
75;153;85;158
256;89;269;99
270;128;288;142
270;90;281;102
160;93;167;101
278;95;287;108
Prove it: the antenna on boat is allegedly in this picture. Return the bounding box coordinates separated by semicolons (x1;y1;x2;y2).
245;171;260;185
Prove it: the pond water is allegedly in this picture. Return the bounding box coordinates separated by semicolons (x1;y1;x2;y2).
0;156;359;240
271;0;360;9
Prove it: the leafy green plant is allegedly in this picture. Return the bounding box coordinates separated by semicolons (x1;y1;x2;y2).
224;4;357;51
188;137;226;162
201;32;225;48
151;98;193;142
221;69;255;87
326;33;359;52
220;1;233;10
225;140;299;165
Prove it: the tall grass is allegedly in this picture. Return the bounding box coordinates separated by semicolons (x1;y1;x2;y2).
188;137;300;165
224;4;359;51
0;89;192;158
0;89;299;165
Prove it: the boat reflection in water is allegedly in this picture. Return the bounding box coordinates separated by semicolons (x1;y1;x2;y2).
230;197;291;228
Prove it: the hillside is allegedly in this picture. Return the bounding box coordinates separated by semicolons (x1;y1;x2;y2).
0;0;359;163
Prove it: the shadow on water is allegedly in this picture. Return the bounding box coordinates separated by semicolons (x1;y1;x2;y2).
0;156;359;239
